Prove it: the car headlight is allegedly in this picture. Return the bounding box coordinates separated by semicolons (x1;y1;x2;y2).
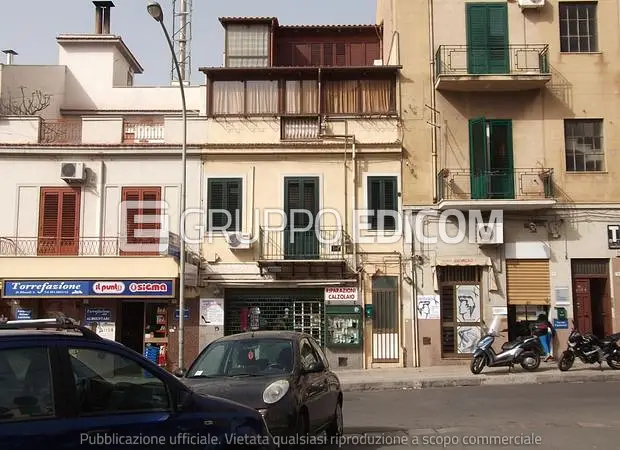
262;380;289;405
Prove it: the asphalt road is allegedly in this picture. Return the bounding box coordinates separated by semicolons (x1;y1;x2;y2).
334;381;620;450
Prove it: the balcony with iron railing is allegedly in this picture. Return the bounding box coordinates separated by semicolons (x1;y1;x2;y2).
39;119;82;144
434;44;551;92
0;236;173;257
436;167;556;210
258;226;351;261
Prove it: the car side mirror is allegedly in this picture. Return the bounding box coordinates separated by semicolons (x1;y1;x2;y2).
173;368;186;378
302;360;324;374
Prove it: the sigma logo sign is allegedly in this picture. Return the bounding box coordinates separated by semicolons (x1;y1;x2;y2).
128;282;169;293
92;281;126;294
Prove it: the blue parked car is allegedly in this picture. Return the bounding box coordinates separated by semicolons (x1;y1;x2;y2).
0;316;273;449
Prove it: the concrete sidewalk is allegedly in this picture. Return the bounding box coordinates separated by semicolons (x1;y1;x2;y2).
335;361;620;392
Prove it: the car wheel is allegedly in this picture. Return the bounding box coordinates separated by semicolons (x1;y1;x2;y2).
326;399;343;439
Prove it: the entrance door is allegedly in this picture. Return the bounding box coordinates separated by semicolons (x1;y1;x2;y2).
438;266;482;358
371;276;399;362
573;279;592;334
572;259;612;338
120;302;145;354
469;118;515;200
466;3;509;74
284;177;319;260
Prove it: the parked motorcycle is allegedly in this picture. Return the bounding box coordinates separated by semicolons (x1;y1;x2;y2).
471;319;545;375
558;327;620;371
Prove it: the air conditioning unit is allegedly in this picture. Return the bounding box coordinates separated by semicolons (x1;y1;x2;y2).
60;162;86;182
518;0;545;9
474;222;504;245
226;232;252;250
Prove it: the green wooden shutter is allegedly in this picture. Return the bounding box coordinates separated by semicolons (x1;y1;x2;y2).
284;177;319;259
468;117;489;200
208;178;242;231
367;176;397;231
488;120;515;199
487;4;509;74
226;179;242;231
466;3;508;75
466;4;489;74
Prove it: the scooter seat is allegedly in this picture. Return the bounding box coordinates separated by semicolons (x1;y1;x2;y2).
501;337;524;351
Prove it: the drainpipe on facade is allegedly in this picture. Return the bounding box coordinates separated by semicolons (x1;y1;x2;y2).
428;0;438;203
96;161;105;255
411;213;420;367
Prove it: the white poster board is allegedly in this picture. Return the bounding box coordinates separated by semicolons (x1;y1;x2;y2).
200;298;224;326
416;295;440;319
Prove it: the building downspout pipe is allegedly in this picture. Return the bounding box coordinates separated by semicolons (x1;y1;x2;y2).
97;161;105;255
428;0;438;203
411;212;420;367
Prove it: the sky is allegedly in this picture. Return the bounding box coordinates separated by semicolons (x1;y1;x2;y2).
0;0;377;85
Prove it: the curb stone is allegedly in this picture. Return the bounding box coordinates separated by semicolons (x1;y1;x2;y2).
341;371;620;392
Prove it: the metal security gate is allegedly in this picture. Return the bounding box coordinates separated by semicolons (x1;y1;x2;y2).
371;276;399;362
438;266;482;358
506;259;550;305
224;289;325;346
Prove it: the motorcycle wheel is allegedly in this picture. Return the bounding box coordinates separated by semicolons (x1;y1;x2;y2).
558;351;575;371
470;355;486;374
606;354;620;370
520;351;540;372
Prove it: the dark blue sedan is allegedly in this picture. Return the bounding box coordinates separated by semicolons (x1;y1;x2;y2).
0;317;273;449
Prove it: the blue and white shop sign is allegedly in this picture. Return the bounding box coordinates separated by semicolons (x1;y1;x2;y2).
2;280;175;298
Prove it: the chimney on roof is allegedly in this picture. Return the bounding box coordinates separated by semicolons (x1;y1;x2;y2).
2;49;17;65
93;1;115;34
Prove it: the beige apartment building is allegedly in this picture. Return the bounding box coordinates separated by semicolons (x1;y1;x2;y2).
378;0;620;366
198;17;405;370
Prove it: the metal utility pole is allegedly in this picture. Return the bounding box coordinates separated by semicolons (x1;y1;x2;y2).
171;0;193;84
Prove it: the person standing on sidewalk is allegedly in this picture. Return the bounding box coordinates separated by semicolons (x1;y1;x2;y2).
534;313;555;362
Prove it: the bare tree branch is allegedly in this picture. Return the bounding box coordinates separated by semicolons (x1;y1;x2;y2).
0;87;51;116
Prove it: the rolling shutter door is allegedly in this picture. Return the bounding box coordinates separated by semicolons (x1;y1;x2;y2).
506;259;550;305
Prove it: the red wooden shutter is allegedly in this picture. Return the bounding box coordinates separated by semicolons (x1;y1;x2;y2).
365;42;380;65
121;187;162;255
37;187;81;255
350;43;365;66
59;189;80;255
141;188;162;250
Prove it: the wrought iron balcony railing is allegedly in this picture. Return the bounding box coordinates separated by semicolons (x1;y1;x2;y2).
39;119;82;144
258;226;350;261
0;236;172;257
437;168;555;202
435;44;550;77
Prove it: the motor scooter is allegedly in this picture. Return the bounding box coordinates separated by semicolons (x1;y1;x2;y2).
470;317;545;375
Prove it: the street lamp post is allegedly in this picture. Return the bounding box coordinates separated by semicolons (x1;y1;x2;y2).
147;1;188;371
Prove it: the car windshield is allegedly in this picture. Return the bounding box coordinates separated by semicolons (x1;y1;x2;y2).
186;338;294;378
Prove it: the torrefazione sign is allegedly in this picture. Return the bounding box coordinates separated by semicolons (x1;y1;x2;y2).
2;280;175;298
